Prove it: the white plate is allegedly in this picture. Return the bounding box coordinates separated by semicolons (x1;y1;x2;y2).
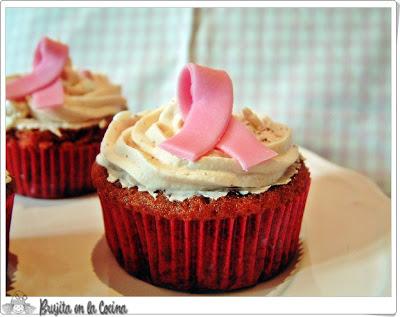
7;148;391;296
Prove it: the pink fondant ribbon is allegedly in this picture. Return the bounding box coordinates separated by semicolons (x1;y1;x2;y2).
160;63;278;171
30;78;64;109
160;65;233;161
6;37;68;108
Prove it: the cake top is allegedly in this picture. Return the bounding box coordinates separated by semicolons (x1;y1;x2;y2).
97;64;300;201
6;37;126;136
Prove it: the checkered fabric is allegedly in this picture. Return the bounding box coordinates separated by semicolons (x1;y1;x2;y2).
5;7;391;195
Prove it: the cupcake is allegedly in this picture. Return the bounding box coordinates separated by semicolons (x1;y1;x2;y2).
6;170;15;262
92;64;311;291
6;37;126;198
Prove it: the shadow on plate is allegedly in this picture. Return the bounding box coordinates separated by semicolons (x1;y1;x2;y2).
300;167;391;269
14;192;98;209
91;235;303;296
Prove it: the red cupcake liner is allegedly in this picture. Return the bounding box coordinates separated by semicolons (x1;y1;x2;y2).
6;191;15;262
97;180;310;292
6;140;100;198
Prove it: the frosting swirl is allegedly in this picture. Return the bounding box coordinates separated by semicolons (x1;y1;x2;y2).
6;170;11;184
6;60;126;136
97;99;300;201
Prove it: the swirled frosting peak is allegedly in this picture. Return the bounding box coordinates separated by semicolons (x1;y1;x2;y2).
96;99;300;201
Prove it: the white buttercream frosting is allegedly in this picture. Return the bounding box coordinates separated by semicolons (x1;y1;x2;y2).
97;99;300;201
6;60;127;136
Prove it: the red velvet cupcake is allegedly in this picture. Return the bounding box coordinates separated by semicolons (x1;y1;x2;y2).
93;64;311;291
6;37;126;198
6;170;15;262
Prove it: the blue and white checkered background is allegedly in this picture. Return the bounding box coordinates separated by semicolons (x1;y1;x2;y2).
5;7;391;195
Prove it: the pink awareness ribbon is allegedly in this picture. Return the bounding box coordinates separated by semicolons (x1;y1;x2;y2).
160;63;278;171
6;37;68;109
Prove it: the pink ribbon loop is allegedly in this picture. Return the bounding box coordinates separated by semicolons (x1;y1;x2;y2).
6;37;68;108
161;64;233;161
160;63;278;171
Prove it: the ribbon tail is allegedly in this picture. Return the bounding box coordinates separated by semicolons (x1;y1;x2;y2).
217;118;278;171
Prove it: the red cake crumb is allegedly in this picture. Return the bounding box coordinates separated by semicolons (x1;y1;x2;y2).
6;116;112;146
92;160;310;220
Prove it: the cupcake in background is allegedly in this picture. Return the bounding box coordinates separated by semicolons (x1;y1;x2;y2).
6;37;127;198
92;64;311;291
6;170;15;262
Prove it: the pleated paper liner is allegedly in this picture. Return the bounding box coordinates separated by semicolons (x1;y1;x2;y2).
97;176;310;292
6;191;15;264
6;140;100;198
